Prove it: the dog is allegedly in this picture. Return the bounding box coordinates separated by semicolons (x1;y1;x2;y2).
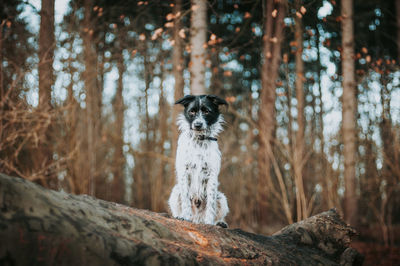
168;94;229;228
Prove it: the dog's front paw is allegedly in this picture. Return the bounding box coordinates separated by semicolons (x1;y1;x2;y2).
176;216;190;222
216;221;228;228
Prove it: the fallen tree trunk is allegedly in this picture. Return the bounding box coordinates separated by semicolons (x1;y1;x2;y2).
0;173;363;265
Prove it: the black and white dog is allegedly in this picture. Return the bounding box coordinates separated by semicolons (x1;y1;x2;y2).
168;95;229;228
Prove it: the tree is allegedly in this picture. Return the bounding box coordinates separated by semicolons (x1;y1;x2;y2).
341;0;358;226
38;0;54;110
258;0;289;223
0;173;363;265
190;0;207;95
36;0;55;187
112;27;126;204
397;0;400;61
82;0;99;196
293;0;307;221
171;0;184;186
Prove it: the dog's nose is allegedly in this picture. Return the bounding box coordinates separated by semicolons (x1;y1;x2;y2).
194;121;203;130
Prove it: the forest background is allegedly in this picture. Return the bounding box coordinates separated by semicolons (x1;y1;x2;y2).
1;0;400;254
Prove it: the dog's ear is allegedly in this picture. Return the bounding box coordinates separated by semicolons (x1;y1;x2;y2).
175;95;196;106
206;95;228;107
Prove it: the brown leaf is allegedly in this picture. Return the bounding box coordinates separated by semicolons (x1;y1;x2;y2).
139;33;146;41
272;9;278;18
283;53;288;63
166;13;175;21
300;6;307;15
165;22;174;28
361;47;368;54
224;71;233;77
192;4;199;11
151;28;163;40
179;29;186;39
244;12;251;19
226;96;236;103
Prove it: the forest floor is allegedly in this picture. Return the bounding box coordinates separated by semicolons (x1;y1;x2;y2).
352;241;400;265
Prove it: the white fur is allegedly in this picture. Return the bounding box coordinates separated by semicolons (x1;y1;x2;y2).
168;114;229;225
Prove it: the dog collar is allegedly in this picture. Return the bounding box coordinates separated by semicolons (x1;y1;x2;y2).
198;135;218;141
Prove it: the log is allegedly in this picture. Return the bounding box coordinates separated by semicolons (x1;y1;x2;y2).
0;173;363;265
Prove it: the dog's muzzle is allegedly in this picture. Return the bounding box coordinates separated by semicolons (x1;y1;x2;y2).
193;121;203;131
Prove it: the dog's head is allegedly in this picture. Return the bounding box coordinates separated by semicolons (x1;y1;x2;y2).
175;95;228;134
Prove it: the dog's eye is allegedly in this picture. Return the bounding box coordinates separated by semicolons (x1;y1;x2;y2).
189;110;196;115
202;108;209;114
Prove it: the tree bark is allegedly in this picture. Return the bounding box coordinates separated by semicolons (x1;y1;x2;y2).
258;0;287;223
171;0;184;188
36;0;55;187
112;37;125;204
341;0;358;227
294;0;307;222
82;0;99;196
0;173;363;265
396;0;400;62
39;0;54;110
190;0;207;95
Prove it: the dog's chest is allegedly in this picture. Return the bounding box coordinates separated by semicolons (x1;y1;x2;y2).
185;144;212;172
179;139;220;183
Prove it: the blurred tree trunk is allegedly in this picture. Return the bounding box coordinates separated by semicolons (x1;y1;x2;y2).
112;35;125;204
258;0;289;223
396;0;400;62
39;0;54;110
154;79;168;211
210;47;222;96
293;0;307;221
190;0;207;95
64;28;80;194
83;0;99;196
171;0;184;188
0;21;4;161
0;21;3;106
341;0;358;227
37;0;55;186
